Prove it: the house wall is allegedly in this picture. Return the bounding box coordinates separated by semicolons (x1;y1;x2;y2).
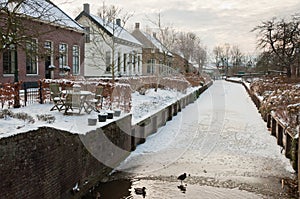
141;48;173;75
76;15;142;78
173;53;189;73
0;17;85;84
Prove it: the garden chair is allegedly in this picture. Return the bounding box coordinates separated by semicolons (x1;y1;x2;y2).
86;86;104;113
64;94;84;114
49;83;65;111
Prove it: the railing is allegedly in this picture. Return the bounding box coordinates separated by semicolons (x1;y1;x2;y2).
0;81;44;108
22;82;44;106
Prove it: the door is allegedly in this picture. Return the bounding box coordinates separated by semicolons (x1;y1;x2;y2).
45;55;51;79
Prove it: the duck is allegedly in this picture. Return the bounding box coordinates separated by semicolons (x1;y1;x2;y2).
177;173;187;184
177;184;186;193
134;187;146;197
71;182;80;194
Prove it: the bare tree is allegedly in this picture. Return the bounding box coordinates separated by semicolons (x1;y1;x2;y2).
82;1;134;83
230;45;243;67
252;14;300;77
147;12;177;65
213;45;223;68
213;43;231;74
192;41;207;74
0;0;71;53
175;32;197;61
0;0;78;82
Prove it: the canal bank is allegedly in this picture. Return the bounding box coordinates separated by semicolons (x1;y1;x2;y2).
226;77;299;197
0;82;212;199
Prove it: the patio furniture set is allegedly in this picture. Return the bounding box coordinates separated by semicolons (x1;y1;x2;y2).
49;83;103;114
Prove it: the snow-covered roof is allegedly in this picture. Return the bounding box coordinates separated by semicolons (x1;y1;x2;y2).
142;32;172;56
89;14;142;46
0;0;84;31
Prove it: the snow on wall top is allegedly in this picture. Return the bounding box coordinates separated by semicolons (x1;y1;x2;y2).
0;0;84;31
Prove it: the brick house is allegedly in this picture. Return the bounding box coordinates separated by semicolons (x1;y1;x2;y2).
0;0;85;84
75;4;142;78
131;23;175;76
172;53;191;74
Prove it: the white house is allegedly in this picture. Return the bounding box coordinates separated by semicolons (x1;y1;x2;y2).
75;4;142;78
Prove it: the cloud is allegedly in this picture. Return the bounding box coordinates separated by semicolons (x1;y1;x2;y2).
53;0;300;54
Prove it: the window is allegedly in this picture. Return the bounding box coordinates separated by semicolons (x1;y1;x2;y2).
117;52;121;73
137;55;141;73
3;44;16;74
105;51;111;72
84;27;90;43
44;41;52;50
58;43;67;74
72;45;80;75
44;41;53;56
147;59;155;74
123;53;127;72
26;39;38;74
129;53;132;74
133;55;136;72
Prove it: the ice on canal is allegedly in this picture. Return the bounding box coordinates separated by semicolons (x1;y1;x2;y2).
114;80;295;198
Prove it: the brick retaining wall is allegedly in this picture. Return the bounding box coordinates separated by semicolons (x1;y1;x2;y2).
0;115;132;199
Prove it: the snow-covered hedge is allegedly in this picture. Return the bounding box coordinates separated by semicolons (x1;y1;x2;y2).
250;76;300;136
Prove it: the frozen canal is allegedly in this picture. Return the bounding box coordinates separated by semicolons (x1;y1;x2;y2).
87;80;296;198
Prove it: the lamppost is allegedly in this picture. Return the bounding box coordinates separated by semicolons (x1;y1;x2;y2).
13;43;20;108
13;44;18;83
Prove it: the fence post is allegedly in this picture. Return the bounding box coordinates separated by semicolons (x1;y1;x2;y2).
39;80;43;104
24;83;27;107
13;82;21;108
298;136;300;198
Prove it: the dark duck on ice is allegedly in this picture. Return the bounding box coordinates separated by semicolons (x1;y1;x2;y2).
134;187;146;197
177;173;187;184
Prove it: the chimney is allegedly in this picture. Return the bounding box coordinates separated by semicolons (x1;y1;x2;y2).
116;18;121;26
135;22;140;29
83;3;90;15
153;32;156;38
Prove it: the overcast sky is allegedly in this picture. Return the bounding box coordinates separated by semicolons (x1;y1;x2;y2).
53;0;300;56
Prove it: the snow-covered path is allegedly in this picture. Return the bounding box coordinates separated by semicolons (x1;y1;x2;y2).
114;80;295;198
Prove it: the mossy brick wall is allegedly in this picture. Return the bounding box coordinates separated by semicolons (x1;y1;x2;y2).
0;114;132;199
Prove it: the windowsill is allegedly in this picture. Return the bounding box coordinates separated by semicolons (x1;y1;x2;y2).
3;74;14;77
26;74;39;76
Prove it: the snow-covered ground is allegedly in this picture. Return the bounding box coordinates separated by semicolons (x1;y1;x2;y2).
0;86;197;139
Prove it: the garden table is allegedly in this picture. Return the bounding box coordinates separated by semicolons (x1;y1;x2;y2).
61;90;94;114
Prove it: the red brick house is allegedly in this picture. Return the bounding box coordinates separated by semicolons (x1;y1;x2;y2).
132;23;191;75
172;53;190;74
0;0;85;84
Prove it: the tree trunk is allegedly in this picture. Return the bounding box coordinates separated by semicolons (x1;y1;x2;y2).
286;66;292;78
